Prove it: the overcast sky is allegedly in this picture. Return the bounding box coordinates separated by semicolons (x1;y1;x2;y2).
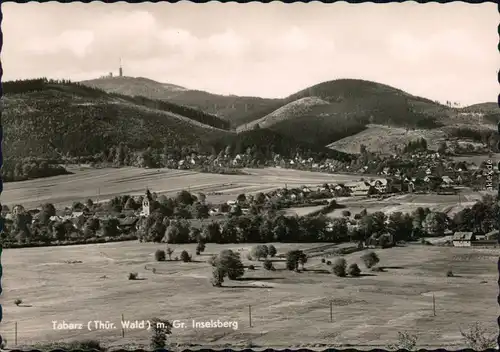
2;2;497;105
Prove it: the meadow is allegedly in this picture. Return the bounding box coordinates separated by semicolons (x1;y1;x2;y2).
2;241;498;350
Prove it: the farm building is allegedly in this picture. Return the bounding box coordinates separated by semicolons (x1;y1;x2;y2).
452;232;476;247
485;230;499;241
118;217;139;234
345;181;371;196
441;176;455;188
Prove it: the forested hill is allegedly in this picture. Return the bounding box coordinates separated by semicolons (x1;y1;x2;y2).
3;78;231;130
81;76;283;127
2;78;231;160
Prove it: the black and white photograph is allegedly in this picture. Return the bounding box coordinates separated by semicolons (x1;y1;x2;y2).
0;1;499;350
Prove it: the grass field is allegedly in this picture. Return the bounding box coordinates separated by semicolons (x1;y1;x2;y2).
1;167;360;209
2;241;498;350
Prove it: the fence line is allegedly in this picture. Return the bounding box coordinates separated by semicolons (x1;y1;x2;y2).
7;295;481;348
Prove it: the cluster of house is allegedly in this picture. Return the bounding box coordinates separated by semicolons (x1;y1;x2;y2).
451;230;498;247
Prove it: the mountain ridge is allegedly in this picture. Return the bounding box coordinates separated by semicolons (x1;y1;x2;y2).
80;76;500;153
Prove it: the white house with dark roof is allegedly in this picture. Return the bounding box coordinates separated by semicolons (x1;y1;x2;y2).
452;232;475;247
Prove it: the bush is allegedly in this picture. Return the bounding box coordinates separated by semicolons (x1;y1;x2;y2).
321;258;326;263
361;251;380;268
326;260;332;265
174;256;179;261
371;267;385;272
342;210;351;217
180;250;191;262
387;331;418;351
347;263;361;277
150;317;173;349
14;299;22;306
446;270;454;277
263;259;274;271
155;249;166;262
248;264;255;270
128;272;138;280
459;322;497;349
332;258;347;277
268;244;277;257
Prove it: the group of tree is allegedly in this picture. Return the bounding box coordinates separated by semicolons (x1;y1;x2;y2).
403;138;428;154
2;157;70;182
451;194;498;233
249;244;277;261
139;211;350;245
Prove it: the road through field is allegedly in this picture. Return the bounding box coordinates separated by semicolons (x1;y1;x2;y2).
1;167;361;209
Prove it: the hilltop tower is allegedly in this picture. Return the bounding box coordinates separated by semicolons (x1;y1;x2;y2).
119;58;123;77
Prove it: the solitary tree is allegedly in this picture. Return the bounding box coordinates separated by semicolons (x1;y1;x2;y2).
166;247;174;261
180;250;191;263
155;249;166;262
286;250;306;271
215;249;245;280
263;259;274;271
250;245;269;261
361;251;380;269
332;258;347;277
211;267;225;287
196;240;206;255
267;244;277;257
347;263;361;277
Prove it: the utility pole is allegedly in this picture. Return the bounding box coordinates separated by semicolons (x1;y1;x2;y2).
248;305;252;327
432;294;436;316
121;314;125;337
330;300;333;322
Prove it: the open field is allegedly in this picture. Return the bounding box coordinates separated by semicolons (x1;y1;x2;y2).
1;167;361;209
327;191;492;218
284;191;492;219
2;241;498;349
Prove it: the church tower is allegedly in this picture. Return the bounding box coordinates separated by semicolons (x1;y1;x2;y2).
141;188;152;217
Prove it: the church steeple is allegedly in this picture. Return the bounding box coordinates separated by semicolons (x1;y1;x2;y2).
141;188;152;217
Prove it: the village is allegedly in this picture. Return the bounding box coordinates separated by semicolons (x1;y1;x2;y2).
1;155;497;250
